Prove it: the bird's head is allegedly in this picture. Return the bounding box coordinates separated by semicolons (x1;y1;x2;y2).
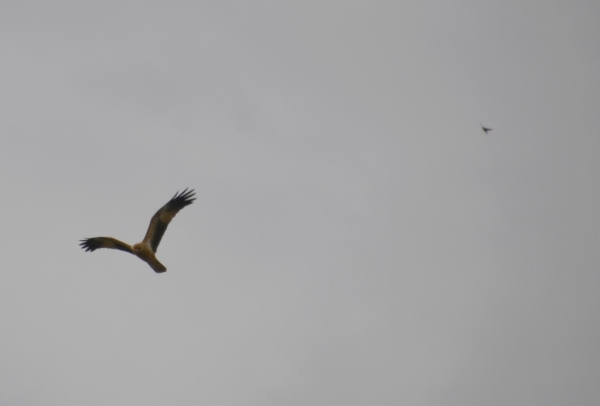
132;243;142;253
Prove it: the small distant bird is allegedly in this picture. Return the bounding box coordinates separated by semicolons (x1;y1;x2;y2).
80;189;196;273
481;124;492;134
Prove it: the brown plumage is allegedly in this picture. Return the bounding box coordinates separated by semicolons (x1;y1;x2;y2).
80;189;196;273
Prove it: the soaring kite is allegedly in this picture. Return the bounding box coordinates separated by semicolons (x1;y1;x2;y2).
80;189;196;273
481;124;492;134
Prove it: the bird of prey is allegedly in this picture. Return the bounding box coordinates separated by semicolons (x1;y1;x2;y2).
80;189;196;273
481;124;492;134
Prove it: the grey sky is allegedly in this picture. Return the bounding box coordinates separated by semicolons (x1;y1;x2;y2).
0;1;598;405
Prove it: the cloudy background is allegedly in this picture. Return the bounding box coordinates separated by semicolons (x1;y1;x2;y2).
0;1;598;404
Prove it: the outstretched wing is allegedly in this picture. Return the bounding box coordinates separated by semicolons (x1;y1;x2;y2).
143;188;196;252
80;237;134;253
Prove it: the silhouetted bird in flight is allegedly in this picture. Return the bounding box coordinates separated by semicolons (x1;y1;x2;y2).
481;124;492;134
80;189;196;273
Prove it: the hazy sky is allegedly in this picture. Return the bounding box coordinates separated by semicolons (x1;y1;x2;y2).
1;1;598;405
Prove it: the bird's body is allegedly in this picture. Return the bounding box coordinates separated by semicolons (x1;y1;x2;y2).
133;241;166;273
80;189;195;273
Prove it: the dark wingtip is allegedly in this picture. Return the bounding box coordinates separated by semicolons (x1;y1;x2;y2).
79;238;96;252
170;188;196;207
80;239;90;251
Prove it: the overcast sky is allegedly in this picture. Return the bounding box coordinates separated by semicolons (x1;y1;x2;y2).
0;1;598;405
